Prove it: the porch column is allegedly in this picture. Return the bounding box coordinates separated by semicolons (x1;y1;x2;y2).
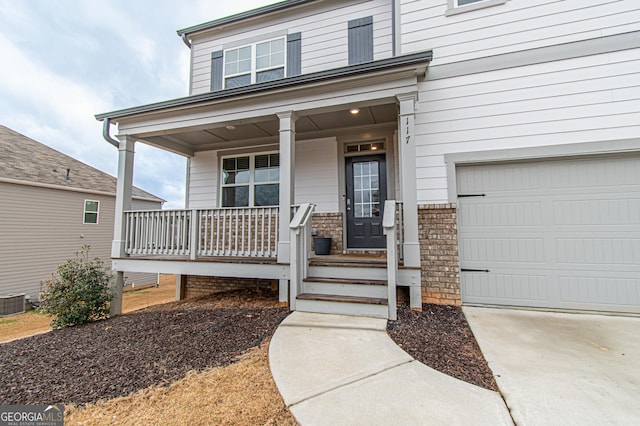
110;135;135;317
397;93;421;269
277;111;297;264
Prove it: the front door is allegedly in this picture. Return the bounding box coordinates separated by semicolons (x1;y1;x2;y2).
345;154;387;248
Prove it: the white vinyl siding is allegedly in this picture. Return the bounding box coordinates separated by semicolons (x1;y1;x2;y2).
414;49;640;204
188;150;218;209
401;0;640;65
295;138;339;213
189;0;392;95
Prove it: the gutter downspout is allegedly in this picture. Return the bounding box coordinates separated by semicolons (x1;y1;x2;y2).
392;0;401;56
181;33;192;48
102;118;120;148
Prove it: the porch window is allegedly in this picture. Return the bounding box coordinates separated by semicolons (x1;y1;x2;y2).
83;200;99;224
224;38;285;89
221;153;279;207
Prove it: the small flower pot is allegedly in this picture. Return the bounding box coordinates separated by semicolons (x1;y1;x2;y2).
314;237;332;255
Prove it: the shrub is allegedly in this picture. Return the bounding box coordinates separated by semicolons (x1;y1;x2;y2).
39;245;114;329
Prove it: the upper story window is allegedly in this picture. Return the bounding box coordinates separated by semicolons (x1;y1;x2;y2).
447;0;507;15
221;152;280;207
83;200;99;224
211;33;301;92
224;38;285;88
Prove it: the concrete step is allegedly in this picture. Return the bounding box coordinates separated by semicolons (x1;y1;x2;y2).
295;293;389;319
303;277;388;298
308;265;387;281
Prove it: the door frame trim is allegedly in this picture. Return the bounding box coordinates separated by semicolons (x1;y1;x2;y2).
337;132;396;251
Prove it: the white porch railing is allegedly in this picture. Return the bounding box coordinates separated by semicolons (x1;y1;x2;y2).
125;209;192;256
124;207;279;258
289;203;316;310
383;200;398;321
197;207;279;257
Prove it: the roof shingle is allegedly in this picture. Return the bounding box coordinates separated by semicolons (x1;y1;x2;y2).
0;125;164;202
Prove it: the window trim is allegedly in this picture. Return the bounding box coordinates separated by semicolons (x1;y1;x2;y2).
223;36;287;89
83;200;100;224
219;151;280;207
446;0;507;16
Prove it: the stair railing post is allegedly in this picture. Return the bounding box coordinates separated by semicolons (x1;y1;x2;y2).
383;200;398;321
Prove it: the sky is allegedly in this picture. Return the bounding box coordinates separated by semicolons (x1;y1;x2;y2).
0;0;277;209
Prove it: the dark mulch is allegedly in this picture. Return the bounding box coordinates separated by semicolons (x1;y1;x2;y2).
388;303;498;391
0;289;288;405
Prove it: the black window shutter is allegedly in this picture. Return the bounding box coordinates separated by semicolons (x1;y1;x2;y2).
348;16;373;65
210;50;223;91
287;33;302;77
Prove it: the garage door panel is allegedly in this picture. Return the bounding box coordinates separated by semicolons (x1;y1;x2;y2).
553;198;640;225
460;201;543;227
457;162;542;194
462;238;545;263
556;237;640;265
550;156;640;190
463;272;550;303
559;276;640;306
458;154;640;313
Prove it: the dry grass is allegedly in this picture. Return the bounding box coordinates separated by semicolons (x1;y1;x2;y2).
0;274;176;343
0;311;51;343
65;340;297;426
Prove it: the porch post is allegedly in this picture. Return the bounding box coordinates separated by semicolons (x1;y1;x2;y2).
396;93;421;269
110;135;135;317
277;111;297;264
277;111;297;307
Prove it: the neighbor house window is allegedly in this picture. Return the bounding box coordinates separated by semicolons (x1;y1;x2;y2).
83;200;99;224
221;153;280;207
447;0;507;15
224;38;285;89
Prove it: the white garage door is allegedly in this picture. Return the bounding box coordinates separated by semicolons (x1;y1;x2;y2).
457;154;640;313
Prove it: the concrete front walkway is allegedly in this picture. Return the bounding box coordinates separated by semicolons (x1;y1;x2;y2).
269;312;512;425
465;307;640;426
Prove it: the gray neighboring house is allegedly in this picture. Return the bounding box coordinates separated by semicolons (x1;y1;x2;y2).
0;125;164;303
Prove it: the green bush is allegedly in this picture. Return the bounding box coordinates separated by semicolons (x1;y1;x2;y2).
39;245;114;329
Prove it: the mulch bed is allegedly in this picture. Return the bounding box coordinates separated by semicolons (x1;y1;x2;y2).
388;303;498;391
0;289;288;405
1;290;497;406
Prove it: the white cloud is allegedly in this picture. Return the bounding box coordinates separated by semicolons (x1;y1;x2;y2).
0;0;281;209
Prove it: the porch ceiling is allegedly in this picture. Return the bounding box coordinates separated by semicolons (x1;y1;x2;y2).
140;103;398;153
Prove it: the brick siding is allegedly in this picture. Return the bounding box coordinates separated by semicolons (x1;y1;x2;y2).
418;204;461;306
311;212;343;254
184;275;275;299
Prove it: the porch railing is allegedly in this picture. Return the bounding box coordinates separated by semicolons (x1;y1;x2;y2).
124;207;279;258
289;203;315;310
125;209;192;256
197;207;278;257
383;200;398;321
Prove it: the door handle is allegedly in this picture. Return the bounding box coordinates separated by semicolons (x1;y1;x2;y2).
346;198;351;211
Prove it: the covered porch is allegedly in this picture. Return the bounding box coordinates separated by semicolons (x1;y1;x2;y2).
97;53;431;319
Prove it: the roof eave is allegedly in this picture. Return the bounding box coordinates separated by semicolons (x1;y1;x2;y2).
177;0;318;37
95;51;433;122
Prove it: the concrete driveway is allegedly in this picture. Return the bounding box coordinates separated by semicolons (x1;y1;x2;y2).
464;307;640;425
